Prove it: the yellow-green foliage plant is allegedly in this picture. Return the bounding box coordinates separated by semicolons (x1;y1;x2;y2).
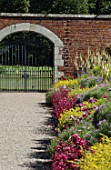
53;79;79;89
77;134;111;170
68;86;95;97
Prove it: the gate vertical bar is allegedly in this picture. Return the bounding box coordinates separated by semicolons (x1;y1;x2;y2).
22;44;24;91
7;45;10;90
17;44;19;90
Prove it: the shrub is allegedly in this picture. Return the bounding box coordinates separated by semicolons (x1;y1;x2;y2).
46;88;54;106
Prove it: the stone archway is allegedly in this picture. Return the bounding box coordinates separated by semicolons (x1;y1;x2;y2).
0;23;64;82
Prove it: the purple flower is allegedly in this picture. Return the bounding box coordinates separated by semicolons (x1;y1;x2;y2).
78;103;85;107
83;113;88;119
88;98;96;103
97;119;106;126
78;116;82;121
70;115;74;120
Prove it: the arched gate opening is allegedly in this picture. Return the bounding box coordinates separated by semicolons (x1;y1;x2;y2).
0;23;64;91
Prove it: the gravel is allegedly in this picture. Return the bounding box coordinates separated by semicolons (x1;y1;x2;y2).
0;92;52;170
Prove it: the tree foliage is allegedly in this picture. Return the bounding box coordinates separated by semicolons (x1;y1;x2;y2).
88;0;111;14
0;0;111;14
30;0;89;14
52;0;89;14
0;0;30;13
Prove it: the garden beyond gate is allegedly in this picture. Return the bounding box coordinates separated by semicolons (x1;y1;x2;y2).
0;33;54;91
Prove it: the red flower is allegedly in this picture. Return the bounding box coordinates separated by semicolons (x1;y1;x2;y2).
61;75;66;80
70;73;74;79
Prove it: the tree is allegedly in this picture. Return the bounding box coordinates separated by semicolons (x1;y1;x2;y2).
88;0;111;14
51;0;89;14
30;0;89;14
30;0;54;14
0;0;30;13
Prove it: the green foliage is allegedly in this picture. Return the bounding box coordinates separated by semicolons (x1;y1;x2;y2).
0;66;4;74
92;66;101;76
1;0;111;14
0;0;30;13
92;102;111;137
49;120;96;155
88;0;111;14
51;0;89;14
82;85;110;101
93;102;111;125
46;88;54;106
30;0;53;14
0;32;54;67
79;77;98;88
75;49;111;83
30;0;89;14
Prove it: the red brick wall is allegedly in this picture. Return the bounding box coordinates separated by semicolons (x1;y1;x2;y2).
0;15;111;74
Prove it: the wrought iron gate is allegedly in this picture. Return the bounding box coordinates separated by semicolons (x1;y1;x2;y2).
0;34;54;91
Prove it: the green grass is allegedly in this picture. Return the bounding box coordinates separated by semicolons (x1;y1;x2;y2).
0;65;52;72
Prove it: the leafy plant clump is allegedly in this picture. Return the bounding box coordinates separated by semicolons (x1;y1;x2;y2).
52;87;77;119
77;135;111;170
51;133;89;170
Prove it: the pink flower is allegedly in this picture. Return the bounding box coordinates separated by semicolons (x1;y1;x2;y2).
78;103;85;107
104;94;108;98
88;98;96;103
72;134;79;144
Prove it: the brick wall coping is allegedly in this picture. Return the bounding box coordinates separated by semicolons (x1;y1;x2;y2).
0;13;111;19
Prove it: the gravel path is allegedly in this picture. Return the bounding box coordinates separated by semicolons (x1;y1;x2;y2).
0;93;52;170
